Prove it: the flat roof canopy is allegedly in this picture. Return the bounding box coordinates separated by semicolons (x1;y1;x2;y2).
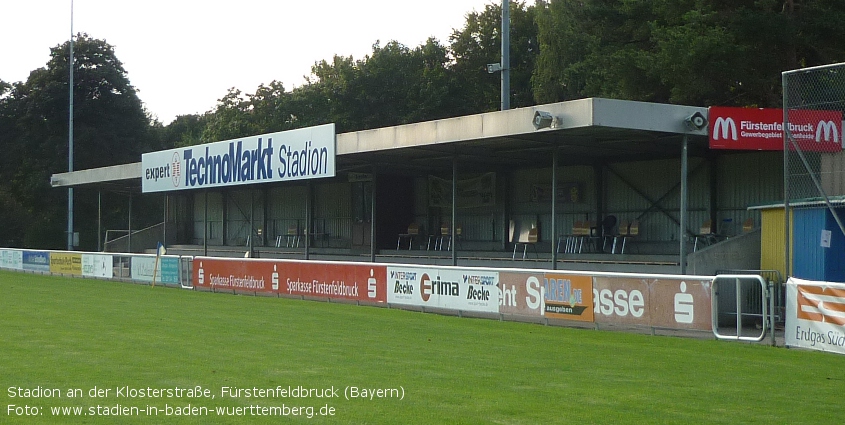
51;97;709;189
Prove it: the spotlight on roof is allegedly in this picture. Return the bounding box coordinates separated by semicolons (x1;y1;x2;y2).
533;111;554;130
684;111;708;131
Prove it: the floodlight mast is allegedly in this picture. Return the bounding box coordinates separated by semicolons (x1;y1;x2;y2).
501;0;510;111
67;0;75;251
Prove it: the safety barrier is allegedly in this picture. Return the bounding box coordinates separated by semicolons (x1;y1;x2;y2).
0;248;190;287
1;247;779;342
711;275;768;343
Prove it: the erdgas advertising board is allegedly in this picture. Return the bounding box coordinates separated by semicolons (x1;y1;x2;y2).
141;124;335;193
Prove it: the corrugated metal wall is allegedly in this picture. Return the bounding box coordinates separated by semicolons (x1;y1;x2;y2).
314;182;352;242
192;192;223;245
266;185;306;241
760;208;788;278
605;158;709;242
793;207;845;282
717;152;781;236
225;189;264;246
414;174;502;243
510;166;595;243
793;208;827;281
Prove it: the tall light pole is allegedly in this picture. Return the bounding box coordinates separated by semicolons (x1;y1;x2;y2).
501;0;510;111
486;0;511;111
67;0;75;251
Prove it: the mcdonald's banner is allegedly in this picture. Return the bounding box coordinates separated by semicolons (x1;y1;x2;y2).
785;277;845;355
708;106;841;152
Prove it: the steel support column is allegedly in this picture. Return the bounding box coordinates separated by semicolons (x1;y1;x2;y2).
680;135;689;274
97;191;102;252
551;147;558;269
371;172;377;263
127;191;132;253
203;191;208;256
305;182;312;260
452;156;458;266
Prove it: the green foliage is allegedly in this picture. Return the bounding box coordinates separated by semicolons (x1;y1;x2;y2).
0;34;156;248
533;0;845;107
309;39;456;132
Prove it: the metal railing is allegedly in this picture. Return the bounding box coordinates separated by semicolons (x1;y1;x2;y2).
712;274;769;343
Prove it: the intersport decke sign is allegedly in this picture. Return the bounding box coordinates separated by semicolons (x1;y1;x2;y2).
708;106;842;152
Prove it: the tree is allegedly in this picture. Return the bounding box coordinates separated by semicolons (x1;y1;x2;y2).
305;39;456;132
0;34;155;248
157;113;208;148
532;0;845;107
449;1;540;113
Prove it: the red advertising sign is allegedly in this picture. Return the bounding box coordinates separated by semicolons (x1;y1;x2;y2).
192;258;387;303
708;106;842;152
277;261;387;303
194;257;276;294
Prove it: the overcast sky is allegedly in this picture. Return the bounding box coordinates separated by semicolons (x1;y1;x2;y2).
1;0;494;124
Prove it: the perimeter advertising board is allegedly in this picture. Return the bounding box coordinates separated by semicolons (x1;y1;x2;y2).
498;272;594;321
22;251;50;272
785;277;845;355
82;254;114;279
130;256;180;284
709;106;842;151
387;266;500;313
543;273;594;321
141;124;336;193
0;249;23;270
192;258;387;303
50;252;82;276
498;271;546;318
592;277;712;331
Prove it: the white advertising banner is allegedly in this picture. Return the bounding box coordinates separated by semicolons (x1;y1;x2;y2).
82;254;113;278
785;277;845;355
130;256;180;284
387;266;500;313
141;123;336;193
0;249;24;270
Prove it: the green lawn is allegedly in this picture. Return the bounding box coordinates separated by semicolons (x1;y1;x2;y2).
1;269;843;424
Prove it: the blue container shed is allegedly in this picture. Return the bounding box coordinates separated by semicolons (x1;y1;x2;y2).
792;206;845;283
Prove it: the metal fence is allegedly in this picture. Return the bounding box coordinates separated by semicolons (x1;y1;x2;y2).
783;62;845;276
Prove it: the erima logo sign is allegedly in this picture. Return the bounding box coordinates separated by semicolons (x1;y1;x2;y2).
419;273;459;302
816;120;840;144
713;117;738;141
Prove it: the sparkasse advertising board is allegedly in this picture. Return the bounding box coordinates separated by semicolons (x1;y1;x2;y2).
708;106;842;151
592;277;712;331
141;124;336;193
192;257;387;303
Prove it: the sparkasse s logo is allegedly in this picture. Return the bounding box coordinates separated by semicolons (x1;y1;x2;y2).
712;117;738;141
816;120;840;144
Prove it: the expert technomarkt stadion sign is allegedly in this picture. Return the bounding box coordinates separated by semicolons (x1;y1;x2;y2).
141;124;336;193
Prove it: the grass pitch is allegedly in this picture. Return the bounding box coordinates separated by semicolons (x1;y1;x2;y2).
1;269;844;424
